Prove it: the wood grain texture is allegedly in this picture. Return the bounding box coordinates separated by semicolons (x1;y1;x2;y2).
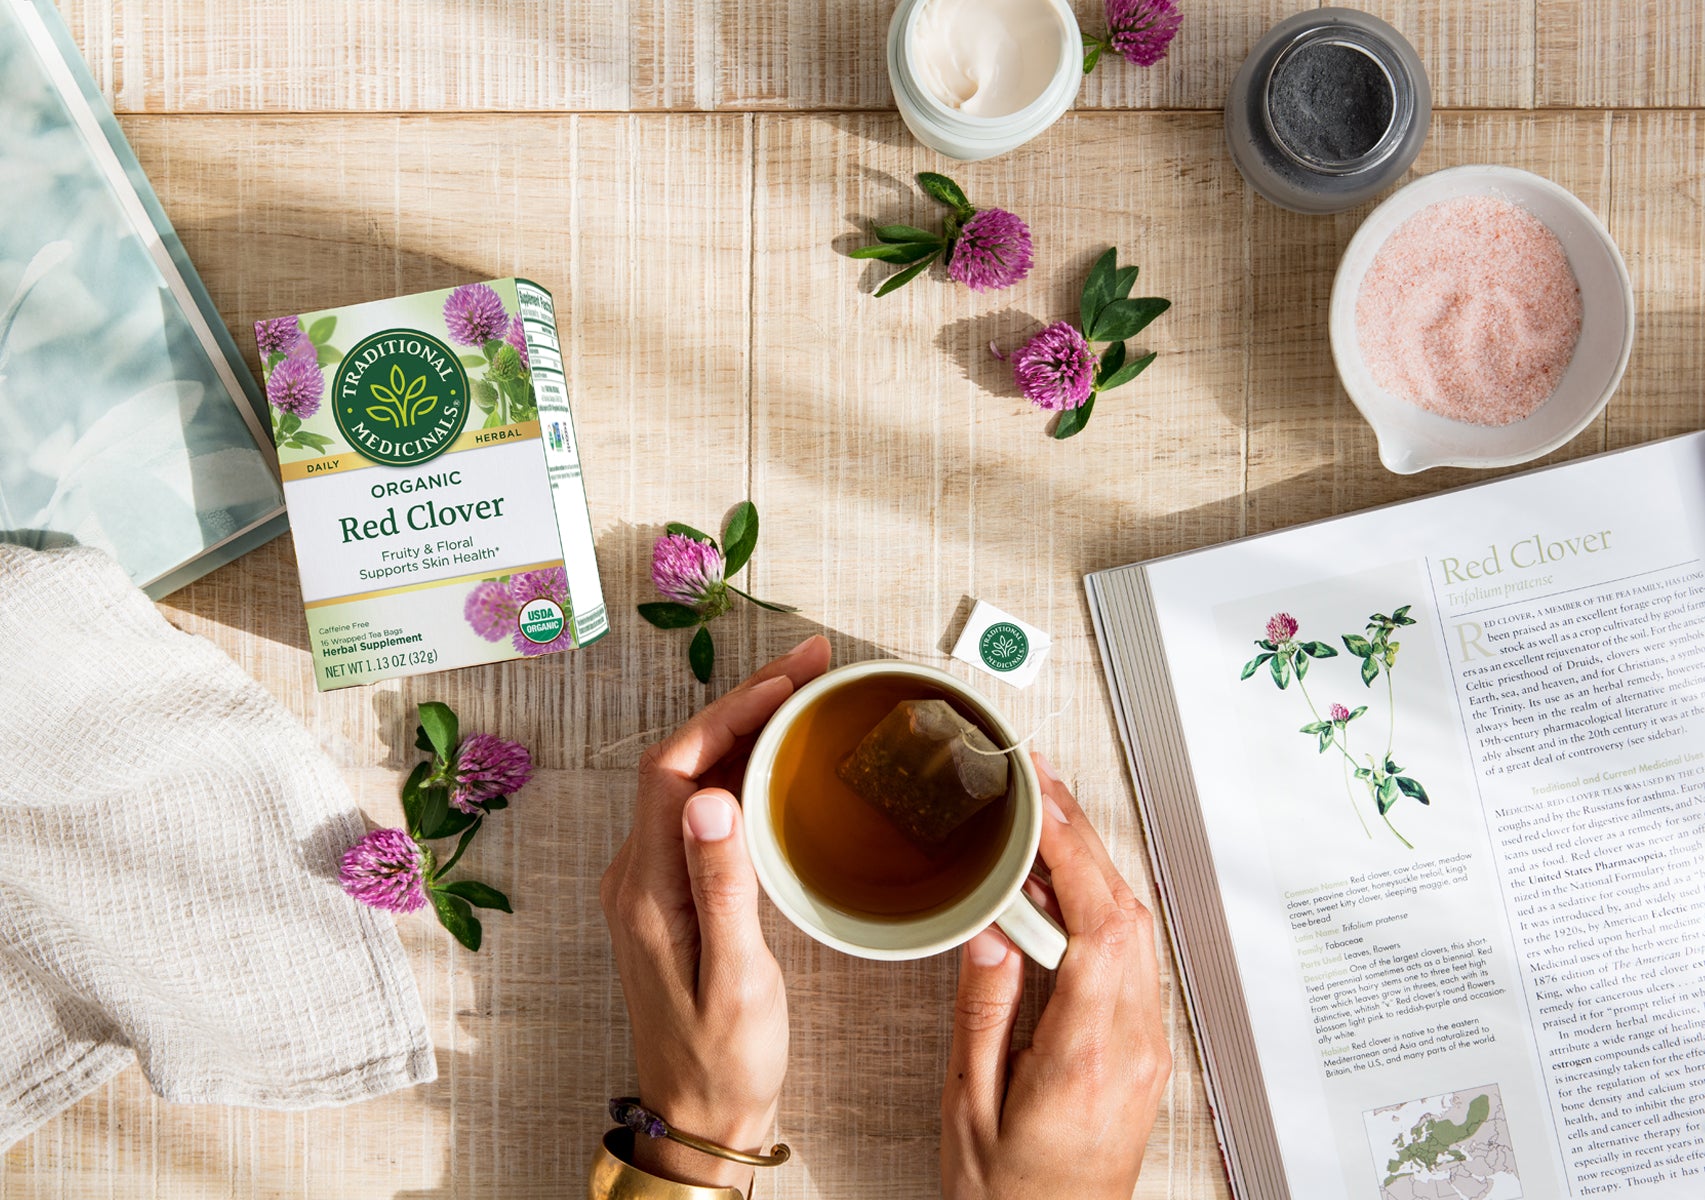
1351;0;1535;108
62;0;632;112
1538;0;1705;108
8;0;1705;1194
1605;110;1705;446
50;0;1642;113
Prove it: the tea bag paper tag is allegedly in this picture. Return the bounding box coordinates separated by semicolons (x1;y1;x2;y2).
951;600;1050;689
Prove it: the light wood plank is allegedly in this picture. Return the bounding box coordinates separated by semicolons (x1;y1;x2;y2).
1538;0;1705;108
56;0;1542;113
1605;111;1705;446
1352;0;1534;109
58;0;631;112
1245;111;1615;535
749;111;1245;1199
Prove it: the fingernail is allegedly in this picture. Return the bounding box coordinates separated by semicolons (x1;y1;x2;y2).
1043;795;1068;825
1023;878;1050;907
788;634;820;655
1034;751;1059;782
968;929;1009;967
685;792;735;842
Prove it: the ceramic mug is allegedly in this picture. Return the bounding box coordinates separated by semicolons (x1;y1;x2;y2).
743;660;1068;967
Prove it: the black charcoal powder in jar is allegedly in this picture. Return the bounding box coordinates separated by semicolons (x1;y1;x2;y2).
1226;8;1430;214
1268;41;1395;165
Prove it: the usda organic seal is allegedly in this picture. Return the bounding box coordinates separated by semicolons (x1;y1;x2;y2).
518;597;567;645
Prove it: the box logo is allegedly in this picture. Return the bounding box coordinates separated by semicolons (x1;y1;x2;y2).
334;329;470;466
978;622;1029;673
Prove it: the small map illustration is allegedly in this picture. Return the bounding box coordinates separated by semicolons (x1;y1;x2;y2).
1364;1084;1522;1200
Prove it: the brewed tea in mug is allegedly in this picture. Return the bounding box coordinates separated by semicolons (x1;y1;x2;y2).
767;674;1014;919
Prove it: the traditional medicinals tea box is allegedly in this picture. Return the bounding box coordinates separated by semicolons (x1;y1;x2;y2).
255;279;607;690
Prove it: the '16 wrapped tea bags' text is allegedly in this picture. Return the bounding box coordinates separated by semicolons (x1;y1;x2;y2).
256;279;607;690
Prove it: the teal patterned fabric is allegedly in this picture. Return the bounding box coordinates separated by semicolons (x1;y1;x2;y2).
0;0;284;595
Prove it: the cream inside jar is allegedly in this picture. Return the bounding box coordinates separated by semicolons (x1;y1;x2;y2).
910;0;1066;119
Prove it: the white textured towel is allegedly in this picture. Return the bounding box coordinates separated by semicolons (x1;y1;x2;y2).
0;544;435;1149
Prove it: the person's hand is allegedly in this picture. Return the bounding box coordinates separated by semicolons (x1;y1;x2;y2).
940;751;1171;1200
600;635;831;1192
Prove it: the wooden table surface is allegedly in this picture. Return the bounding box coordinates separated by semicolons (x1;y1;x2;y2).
6;1;1703;1197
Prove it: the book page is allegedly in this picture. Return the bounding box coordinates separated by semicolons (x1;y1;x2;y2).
1144;435;1705;1200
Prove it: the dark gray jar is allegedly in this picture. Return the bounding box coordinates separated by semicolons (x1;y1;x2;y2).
1226;8;1430;214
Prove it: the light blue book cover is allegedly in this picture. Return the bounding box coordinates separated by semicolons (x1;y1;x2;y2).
0;0;286;598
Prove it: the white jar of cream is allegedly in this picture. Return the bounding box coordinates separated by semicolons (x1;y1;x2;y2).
887;0;1081;162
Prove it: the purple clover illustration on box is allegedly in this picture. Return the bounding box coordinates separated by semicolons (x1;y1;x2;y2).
464;568;576;658
1239;606;1430;848
443;283;538;428
255;314;339;455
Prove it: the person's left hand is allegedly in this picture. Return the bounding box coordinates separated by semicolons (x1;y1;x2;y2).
600;635;832;1192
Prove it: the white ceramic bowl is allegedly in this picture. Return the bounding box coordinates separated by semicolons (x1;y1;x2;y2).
1329;165;1634;474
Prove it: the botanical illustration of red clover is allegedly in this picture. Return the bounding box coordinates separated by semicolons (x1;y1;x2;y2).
1239;606;1431;848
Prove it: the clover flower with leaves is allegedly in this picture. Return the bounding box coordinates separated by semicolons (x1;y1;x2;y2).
1083;0;1183;73
638;502;796;683
338;702;529;951
1241;606;1430;848
852;173;1033;297
1010;247;1170;439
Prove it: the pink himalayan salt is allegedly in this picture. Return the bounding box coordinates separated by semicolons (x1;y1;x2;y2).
1355;195;1582;427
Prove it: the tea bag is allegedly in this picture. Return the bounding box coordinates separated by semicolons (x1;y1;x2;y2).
837;700;1010;848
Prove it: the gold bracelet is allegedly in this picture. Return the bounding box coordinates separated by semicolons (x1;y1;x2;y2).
588;1129;746;1200
609;1098;792;1168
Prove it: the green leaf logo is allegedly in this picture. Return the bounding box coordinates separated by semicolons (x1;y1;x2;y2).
978;622;1030;673
366;364;439;427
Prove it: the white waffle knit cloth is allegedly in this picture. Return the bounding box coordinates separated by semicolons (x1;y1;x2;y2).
0;544;435;1149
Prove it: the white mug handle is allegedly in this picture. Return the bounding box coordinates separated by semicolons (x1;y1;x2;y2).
994;890;1067;969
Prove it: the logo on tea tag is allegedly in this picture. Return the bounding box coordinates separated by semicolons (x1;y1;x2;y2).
953;601;1050;688
333;328;470;466
978;622;1029;673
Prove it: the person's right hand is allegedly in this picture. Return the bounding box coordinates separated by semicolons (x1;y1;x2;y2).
940;751;1172;1200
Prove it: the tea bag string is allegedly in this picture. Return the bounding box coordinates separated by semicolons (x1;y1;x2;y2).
957;662;1077;757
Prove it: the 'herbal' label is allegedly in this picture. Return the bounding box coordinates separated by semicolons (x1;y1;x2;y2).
257;278;607;690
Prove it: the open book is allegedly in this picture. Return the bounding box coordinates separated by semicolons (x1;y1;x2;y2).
1088;433;1705;1200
